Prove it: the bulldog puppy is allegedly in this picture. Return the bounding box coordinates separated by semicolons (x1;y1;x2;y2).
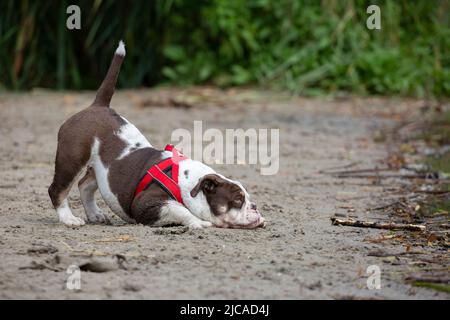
48;41;265;229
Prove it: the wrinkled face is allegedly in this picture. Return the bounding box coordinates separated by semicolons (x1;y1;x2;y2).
190;174;265;229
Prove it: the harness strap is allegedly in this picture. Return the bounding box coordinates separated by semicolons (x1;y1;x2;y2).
134;145;187;205
148;165;181;202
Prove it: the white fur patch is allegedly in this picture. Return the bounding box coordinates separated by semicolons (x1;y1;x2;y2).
178;159;216;222
115;40;126;57
79;178;100;216
116;117;152;160
57;199;85;227
155;200;212;229
79;176;109;223
161;150;173;159
90;138;135;223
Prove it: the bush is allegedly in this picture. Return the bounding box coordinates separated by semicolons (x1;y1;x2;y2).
0;0;449;97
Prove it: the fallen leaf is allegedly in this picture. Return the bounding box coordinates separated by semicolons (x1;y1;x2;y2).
427;233;438;245
400;143;416;154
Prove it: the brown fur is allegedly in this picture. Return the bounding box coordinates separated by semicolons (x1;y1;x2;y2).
191;174;245;216
93;53;124;107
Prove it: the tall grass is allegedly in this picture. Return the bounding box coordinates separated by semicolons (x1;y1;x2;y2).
0;0;449;97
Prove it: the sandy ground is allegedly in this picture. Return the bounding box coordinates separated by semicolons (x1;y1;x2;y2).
0;89;447;299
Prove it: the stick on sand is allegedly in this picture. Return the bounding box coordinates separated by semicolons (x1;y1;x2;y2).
330;217;426;232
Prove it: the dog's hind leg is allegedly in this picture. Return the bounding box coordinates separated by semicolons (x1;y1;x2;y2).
48;144;87;227
78;167;110;224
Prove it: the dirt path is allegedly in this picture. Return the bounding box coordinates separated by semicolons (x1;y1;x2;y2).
0;89;447;299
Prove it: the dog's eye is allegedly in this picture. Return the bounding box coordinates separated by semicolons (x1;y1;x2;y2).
232;195;244;207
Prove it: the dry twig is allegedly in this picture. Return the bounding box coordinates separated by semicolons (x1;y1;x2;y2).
331;217;426;232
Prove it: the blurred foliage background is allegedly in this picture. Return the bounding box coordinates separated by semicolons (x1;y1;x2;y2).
0;0;449;97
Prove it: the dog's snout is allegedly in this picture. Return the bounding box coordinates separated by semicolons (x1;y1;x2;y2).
251;202;257;210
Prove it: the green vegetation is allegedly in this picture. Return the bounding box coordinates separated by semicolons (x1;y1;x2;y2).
1;0;449;97
427;152;450;174
424;111;450;175
413;281;450;293
419;111;450;148
424;152;450;219
419;196;450;217
420;111;450;218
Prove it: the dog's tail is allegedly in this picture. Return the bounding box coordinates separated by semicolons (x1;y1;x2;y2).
92;40;126;107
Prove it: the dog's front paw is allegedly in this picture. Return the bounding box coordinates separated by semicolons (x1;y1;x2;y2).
188;220;212;230
60;215;86;227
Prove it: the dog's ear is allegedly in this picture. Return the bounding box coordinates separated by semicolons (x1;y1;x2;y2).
190;174;221;197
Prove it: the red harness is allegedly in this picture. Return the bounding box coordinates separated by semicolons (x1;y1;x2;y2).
134;145;188;204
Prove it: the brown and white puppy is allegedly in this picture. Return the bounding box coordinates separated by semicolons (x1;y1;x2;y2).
48;41;265;229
